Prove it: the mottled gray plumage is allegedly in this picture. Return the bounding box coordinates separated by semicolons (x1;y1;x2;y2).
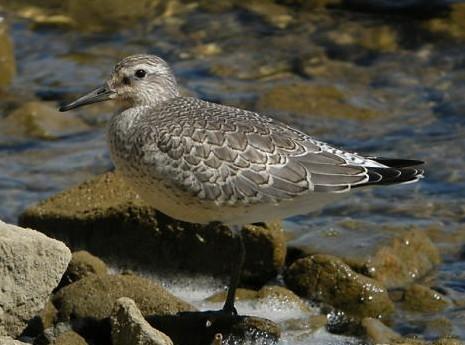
63;54;424;225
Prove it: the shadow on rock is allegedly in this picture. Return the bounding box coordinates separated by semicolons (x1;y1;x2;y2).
147;310;280;345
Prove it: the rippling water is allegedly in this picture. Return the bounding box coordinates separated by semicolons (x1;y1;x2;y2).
1;1;465;342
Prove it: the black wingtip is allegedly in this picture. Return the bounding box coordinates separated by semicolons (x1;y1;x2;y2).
371;158;425;168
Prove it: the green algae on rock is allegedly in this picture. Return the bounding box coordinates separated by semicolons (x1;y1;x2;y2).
256;83;381;120
53;273;194;322
402;284;452;313
19;171;286;286
288;224;441;289
284;254;395;319
58;251;108;289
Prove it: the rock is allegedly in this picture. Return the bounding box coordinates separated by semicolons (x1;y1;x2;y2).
284;254;395;319
54;273;194;321
2;101;90;140
362;317;401;344
326;24;398;53
111;297;173;345
423;4;465;41
65;0;184;32
0;336;29;345
52;273;194;342
238;0;294;29
19;171;286;286
256;83;381;121
288;225;441;289
39;300;58;332
0;220;71;338
148;310;280;345
58;251;107;288
206;285;311;313
403;284;452;313
0;18;16;87
54;331;88;345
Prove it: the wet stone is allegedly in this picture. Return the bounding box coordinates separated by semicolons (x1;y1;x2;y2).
0;18;16;87
284;254;395;319
402;284;452;313
1;101;90;140
19;171;286;286
147;310;280;345
205;285;311;313
288;225;441;289
237;0;294;29
362;317;401;344
256;82;381;121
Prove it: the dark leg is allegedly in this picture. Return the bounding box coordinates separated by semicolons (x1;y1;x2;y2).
222;225;245;315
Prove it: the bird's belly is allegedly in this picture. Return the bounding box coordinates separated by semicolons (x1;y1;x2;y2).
117;165;342;225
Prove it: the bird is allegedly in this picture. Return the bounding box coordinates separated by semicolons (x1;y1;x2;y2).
59;54;424;316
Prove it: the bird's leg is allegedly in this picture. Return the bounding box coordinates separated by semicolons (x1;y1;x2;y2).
222;225;245;315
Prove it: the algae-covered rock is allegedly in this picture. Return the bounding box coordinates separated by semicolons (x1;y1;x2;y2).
256;83;380;120
0;220;71;338
238;0;294;29
284;254;394;319
148;310;280;345
19;171;286;286
362;317;401;344
403;284;452;313
288;224;441;289
59;251;107;288
0;18;16;87
54;331;88;345
423;4;465;41
111;297;173;345
327;24;398;53
2;101;90;140
53;273;194;322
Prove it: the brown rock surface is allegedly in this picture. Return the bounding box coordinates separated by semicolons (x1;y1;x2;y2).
19;171;286;286
284;254;394;319
0;19;16;87
59;250;107;288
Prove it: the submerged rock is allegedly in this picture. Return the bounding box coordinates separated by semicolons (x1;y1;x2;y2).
288;225;441;289
423;4;465;41
0;220;71;338
238;0;294;29
2;101;90;140
58;251;107;288
284;254;394;319
256;83;381;120
19;171;286;286
402;284;452;313
0;18;16;87
111;297;173;345
362;317;401;344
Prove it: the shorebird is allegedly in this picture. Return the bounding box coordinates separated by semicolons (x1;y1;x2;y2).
60;54;423;315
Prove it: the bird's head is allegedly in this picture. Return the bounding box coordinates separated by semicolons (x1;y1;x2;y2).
59;54;179;112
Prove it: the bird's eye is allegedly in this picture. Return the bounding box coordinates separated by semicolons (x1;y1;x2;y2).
135;69;147;78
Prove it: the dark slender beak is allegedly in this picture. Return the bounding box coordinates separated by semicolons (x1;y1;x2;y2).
59;84;115;112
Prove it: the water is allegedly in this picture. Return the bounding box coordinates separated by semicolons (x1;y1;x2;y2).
1;0;464;343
